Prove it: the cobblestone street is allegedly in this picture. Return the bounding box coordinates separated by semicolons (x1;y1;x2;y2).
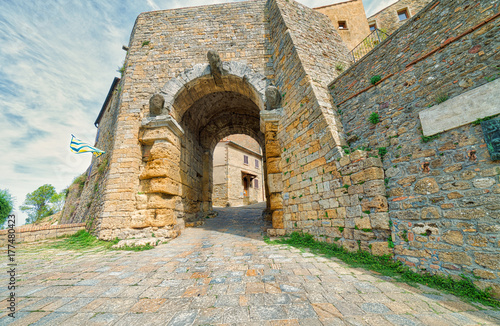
1;203;499;325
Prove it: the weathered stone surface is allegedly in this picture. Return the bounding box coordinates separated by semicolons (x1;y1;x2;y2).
267;173;283;193
475;253;499;270
266;157;281;174
140;158;181;181
439;251;472;266
472;178;495;189
414;177;439;194
371;241;393;256
272;210;284;229
148;178;180;196
442;230;463;246
370;212;390;230
147;194;176;209
421;207;440;219
361;195;388;212
443;208;485;220
270;193;283;210
150;141;180;160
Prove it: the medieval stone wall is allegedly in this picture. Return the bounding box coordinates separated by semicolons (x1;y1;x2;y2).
0;223;86;246
367;0;432;34
314;0;371;50
267;0;352;233
330;0;500;295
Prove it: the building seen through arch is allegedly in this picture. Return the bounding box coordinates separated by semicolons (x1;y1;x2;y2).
213;134;265;207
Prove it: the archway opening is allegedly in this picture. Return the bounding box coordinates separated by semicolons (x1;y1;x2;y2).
174;80;271;224
212;134;266;208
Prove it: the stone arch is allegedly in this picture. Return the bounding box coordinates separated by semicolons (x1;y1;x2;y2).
156;61;277;223
158;61;268;122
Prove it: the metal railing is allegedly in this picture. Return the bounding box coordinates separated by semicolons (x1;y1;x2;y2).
349;29;389;63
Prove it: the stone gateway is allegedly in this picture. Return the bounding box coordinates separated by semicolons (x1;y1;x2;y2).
63;0;500;297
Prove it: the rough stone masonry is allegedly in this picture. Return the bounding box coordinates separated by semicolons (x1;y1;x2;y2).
64;0;499;297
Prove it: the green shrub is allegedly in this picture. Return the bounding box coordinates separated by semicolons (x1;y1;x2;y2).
370;75;381;85
369;112;380;124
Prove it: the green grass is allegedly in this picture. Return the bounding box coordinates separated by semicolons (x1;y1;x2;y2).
266;232;499;308
46;230;155;251
435;92;449;104
472;114;498;125
421;133;440;143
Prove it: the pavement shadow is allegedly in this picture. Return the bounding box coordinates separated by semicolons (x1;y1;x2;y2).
197;202;271;240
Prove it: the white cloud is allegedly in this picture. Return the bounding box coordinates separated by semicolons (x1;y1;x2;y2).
364;0;399;17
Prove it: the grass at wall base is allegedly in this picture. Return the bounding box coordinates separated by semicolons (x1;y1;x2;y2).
264;232;499;308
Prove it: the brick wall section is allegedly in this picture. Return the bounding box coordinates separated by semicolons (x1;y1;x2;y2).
0;223;86;247
330;0;500;295
367;0;432;34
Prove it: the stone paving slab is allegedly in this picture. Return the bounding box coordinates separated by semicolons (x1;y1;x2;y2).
1;203;499;325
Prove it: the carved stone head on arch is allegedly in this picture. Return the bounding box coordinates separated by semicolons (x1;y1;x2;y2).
149;94;165;116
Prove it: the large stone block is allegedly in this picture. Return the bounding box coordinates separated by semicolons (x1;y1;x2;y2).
270;193;283;210
150;141;181;160
475;252;499;270
266;140;281;158
131;209;155;229
361;195;388;212
370;212;390;230
139;127;179;146
371;241;393;256
442;230;463;246
268;173;283;193
140;158;181;181
149;209;176;227
421;207;440;219
272;210;284;229
419;78;500;136
354;217;371;230
440;251;472;266
147;194;176;209
414;177;439;194
364;167;384;181
147;178;181;196
267;157;281;174
363;180;385;196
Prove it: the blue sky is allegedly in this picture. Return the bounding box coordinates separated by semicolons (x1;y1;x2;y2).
0;0;396;225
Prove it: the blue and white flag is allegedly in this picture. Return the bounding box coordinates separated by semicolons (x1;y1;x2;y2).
70;134;105;157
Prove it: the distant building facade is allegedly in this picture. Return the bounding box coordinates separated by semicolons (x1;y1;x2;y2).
213;135;265;207
315;0;433;51
314;0;371;50
367;0;432;35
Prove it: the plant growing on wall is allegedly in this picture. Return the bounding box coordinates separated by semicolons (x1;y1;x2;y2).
336;63;344;72
370;75;381;85
369;112;380;124
435;92;449;104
